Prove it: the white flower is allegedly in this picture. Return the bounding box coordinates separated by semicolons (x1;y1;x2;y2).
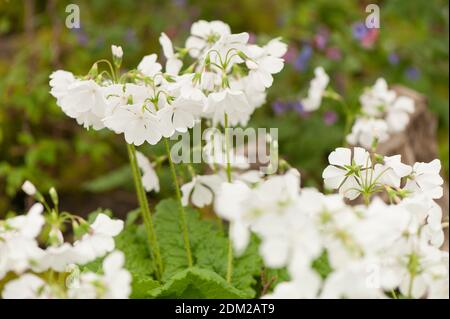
388;238;448;299
34;243;75;272
159;32;182;76
360;78;396;117
137;54;162;78
301;66;329;112
297;188;348;224
103;103;162;146
200;71;220;91
208;32;249;67
353;198;410;254
405;159;443;199
321;261;386;299
101;251;132;298
49;70;76;100
215;170;302;257
164;73;206;102
0;204;45;279
386;96;415;132
111;45;123;59
372;155;412;188
21;180;37;196
102;83;152;115
158;96;203;138
205;89;252;126
69;251;131;299
351;79;415;149
229;76;267;111
264;38;289;58
58;79;108;130
2;274;52;299
322;147;371;200
422;204;445;247
135;151;159;193
73;214;123;264
214;181;253;255
254;206;321;269
181;174;225;208
346;118;389;148
186;20;231;58
245;38;287;91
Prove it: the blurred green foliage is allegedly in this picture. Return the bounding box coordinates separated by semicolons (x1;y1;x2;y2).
0;0;448;214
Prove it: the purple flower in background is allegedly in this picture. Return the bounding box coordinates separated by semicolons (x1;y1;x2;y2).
172;0;186;7
294;45;313;71
352;22;368;40
272;100;290;115
323;111;338;126
284;46;298;64
291;101;306;116
124;29;137;45
405;67;421;81
314;34;327;50
361;29;379;48
314;27;329;50
72;28;88;46
388;52;400;65
326;47;342;60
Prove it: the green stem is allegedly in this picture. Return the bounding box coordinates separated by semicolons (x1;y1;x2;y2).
363;192;370;206
407;274;415;299
224;113;233;283
127;143;163;279
226;238;233;283
163;138;193;267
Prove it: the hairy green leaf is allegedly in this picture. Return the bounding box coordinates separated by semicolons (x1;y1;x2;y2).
147;267;246;299
154;198;262;297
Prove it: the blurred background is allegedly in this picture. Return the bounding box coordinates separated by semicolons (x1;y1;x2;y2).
0;0;448;217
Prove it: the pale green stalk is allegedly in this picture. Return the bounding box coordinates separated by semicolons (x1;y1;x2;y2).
127;143;163;279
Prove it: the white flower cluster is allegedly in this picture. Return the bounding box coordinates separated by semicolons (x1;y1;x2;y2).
322;147;443;201
347;78;415;148
301;66;330;112
0;183;130;299
49;20;287;146
214;148;447;299
299;69;415;150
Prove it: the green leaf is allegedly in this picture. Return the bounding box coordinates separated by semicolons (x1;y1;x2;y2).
82;165;132;193
153;199;191;280
147;267;246;299
154;198;263;298
312;250;333;279
115;220;155;279
261;267;290;296
130;274;160;299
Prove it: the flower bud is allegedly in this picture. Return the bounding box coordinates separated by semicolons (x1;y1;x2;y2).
21;180;36;196
111;45;123;59
49;187;59;207
111;45;123;68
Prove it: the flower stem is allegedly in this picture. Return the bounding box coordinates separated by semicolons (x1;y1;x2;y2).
127;143;163;280
163;138;193;267
224;113;233;284
226;238;233;283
